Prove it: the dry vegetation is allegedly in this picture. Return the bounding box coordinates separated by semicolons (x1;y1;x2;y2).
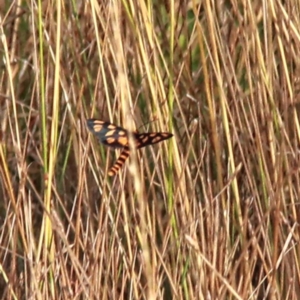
1;0;300;299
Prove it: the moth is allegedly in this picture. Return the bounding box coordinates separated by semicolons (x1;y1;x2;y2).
87;119;173;176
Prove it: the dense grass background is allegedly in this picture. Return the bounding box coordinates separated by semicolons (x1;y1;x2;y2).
1;0;300;299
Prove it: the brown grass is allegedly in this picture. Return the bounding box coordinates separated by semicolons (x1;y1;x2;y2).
1;0;300;299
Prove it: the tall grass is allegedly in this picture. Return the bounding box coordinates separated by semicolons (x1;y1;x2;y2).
1;0;300;299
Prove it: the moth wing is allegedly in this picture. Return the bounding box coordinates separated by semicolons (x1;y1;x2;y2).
135;132;173;149
87;119;129;148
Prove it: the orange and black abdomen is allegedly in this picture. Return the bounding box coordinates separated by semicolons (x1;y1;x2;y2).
107;148;130;176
